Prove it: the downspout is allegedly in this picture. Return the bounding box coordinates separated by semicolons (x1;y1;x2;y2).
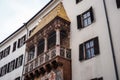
103;0;119;80
21;23;29;80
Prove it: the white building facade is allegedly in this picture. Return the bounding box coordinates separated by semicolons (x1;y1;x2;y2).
0;25;27;80
0;0;120;80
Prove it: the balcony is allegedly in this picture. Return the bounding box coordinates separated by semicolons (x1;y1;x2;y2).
23;46;71;75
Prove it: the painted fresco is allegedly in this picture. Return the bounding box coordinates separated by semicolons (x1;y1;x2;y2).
40;68;63;80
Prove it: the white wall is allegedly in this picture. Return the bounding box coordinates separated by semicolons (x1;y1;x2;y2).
105;0;120;78
62;0;116;80
0;27;27;80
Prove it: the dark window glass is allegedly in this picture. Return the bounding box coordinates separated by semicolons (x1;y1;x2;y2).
13;41;17;52
79;37;99;61
48;31;56;49
29;30;32;36
37;39;44;56
77;7;94;29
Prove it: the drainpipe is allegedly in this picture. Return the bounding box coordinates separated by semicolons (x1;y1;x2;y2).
21;23;29;80
103;0;119;80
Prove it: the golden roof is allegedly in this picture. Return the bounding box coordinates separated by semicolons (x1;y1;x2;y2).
30;3;70;37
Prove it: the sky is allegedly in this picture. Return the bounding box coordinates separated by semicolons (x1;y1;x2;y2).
0;0;50;42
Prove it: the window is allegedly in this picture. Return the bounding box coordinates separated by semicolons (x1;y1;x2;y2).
79;37;99;61
15;55;23;68
28;47;35;61
7;60;15;72
0;46;10;60
76;0;82;4
48;31;56;49
116;0;120;8
29;27;36;36
1;64;7;76
77;7;94;29
13;41;17;52
37;39;44;56
15;76;20;80
18;35;26;48
3;46;11;57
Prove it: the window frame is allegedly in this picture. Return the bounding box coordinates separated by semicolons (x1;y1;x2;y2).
77;7;94;29
85;40;95;59
79;37;100;61
1;64;7;76
7;60;15;72
28;46;35;61
15;55;23;68
18;35;26;48
3;46;11;58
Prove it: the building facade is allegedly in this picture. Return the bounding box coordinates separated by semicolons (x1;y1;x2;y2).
0;24;27;80
0;0;120;80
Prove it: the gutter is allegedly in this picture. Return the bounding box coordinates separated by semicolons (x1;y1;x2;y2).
21;23;29;80
103;0;119;80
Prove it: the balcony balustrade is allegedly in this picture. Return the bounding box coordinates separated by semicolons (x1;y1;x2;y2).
24;46;71;75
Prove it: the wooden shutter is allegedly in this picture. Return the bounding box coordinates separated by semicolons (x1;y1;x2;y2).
89;7;94;23
12;60;15;70
94;37;100;55
1;51;3;59
23;35;26;44
7;63;10;73
4;64;7;75
116;0;120;8
0;52;1;60
77;15;82;29
15;58;18;68
17;39;20;48
79;43;84;61
8;46;11;55
13;41;17;52
20;55;23;66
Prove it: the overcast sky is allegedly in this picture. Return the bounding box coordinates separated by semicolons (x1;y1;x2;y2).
0;0;50;42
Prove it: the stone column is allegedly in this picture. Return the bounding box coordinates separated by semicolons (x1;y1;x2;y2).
55;28;60;56
34;43;38;58
34;37;38;58
44;37;48;52
56;28;60;46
